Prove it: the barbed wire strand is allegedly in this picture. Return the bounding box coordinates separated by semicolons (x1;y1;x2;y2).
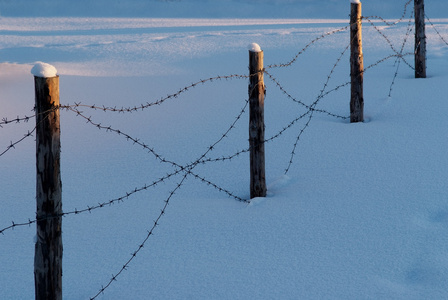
388;9;415;97
425;14;448;46
0;169;184;235
363;17;415;71
266;25;350;69
0;109;55;157
89;173;188;300
263;71;348;120
0;127;36;157
61;74;249;115
362;0;413;27
285;41;351;174
65;98;250;200
0;114;35;126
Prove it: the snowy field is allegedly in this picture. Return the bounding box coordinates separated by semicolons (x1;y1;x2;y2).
2;2;448;299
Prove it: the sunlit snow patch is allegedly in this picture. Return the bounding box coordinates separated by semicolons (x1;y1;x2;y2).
31;62;58;78
248;43;262;52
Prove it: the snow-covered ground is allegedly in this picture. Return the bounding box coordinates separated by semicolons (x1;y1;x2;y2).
2;1;448;299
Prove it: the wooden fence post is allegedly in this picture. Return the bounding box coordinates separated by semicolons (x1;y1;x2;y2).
414;0;427;78
248;43;267;199
32;63;62;300
350;0;364;123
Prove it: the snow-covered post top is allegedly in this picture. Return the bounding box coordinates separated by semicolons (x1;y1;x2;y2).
350;0;361;4
248;43;262;53
31;62;58;78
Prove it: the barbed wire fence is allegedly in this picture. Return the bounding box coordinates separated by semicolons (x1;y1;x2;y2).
1;0;447;298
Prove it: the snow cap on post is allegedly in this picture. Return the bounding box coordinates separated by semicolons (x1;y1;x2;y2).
248;43;262;53
350;0;361;3
31;62;58;78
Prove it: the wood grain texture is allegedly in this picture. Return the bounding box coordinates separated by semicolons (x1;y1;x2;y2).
350;2;364;123
249;50;267;199
34;76;62;300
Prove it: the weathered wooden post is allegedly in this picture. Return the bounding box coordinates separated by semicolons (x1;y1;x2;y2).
350;0;364;123
32;62;62;300
414;0;427;78
248;43;267;199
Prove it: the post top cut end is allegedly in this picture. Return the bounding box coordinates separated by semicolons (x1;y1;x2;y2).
248;43;262;53
350;0;361;4
31;62;58;78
